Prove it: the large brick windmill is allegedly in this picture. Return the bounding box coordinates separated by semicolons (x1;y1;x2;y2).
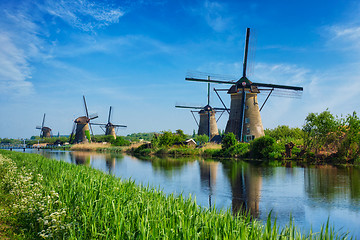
186;28;303;142
36;113;52;138
69;96;98;144
91;106;127;139
176;82;228;141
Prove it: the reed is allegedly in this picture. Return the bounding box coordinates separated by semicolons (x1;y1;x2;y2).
0;150;352;239
70;142;110;151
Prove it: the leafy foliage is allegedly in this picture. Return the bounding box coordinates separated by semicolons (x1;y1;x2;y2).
249;136;276;159
303;110;340;153
124;132;156;142
222;133;237;150
264;125;303;145
194;134;209;145
151;130;188;148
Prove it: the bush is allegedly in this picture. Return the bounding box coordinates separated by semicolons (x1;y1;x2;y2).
250;136;276;159
223;143;249;157
194;135;209;145
222;133;237;150
112;136;130;146
151;130;188;148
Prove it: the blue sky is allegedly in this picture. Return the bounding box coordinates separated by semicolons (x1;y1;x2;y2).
1;0;360;138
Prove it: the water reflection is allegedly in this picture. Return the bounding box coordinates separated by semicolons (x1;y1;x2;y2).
305;165;360;203
198;160;218;208
136;155;195;178
71;151;91;166
223;161;262;217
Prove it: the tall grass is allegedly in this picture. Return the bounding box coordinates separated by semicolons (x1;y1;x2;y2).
0;150;353;239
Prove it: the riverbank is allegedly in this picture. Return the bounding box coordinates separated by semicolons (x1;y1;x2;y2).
69;142;359;167
0;150;352;239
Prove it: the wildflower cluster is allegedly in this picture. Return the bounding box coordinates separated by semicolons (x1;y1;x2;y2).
0;154;70;239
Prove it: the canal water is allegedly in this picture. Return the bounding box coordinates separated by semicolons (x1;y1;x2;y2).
14;149;360;237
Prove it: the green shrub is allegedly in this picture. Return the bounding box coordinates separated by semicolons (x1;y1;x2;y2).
250;136;276;159
222;133;237;150
112;136;130;146
223;143;249;157
194;135;209;145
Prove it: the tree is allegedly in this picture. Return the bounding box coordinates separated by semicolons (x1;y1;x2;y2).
303;110;340;153
338;112;360;159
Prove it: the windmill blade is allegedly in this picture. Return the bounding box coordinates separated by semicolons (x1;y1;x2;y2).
186;77;234;85
41;113;46;129
253;82;303;91
113;124;127;128
259;88;303;98
69;122;76;144
89;113;98;120
242;28;250;78
207;82;210;106
176;105;203;110
108;106;112;123
90;123;106;126
213;107;228;111
83;95;89;118
89;122;94;138
36;126;42;129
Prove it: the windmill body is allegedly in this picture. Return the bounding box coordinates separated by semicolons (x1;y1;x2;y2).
70;96;98;144
225;83;264;142
105;123;117;139
198;106;219;140
73;116;91;143
41;127;52;138
36;113;52;138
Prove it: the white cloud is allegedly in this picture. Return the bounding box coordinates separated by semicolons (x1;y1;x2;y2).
0;0;126;99
43;0;125;32
190;0;231;32
327;25;360;51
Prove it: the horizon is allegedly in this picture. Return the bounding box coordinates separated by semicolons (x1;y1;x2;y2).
1;0;360;139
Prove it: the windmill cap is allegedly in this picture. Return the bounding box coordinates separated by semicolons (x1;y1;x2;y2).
75;116;89;124
199;105;214;113
227;76;254;93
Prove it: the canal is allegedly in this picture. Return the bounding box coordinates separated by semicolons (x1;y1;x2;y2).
14;148;360;237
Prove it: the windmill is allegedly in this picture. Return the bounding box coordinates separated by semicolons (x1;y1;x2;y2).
69;96;98;144
176;80;228;141
35;113;52;138
91;106;127;139
186;28;303;142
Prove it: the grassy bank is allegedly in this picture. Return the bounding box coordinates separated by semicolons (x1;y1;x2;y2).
0;150;352;239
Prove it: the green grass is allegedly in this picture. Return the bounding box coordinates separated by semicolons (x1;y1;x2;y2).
0;150;353;239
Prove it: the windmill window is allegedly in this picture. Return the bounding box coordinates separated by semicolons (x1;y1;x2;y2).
246;135;255;142
246;106;249;110
246;128;250;134
245;118;250;124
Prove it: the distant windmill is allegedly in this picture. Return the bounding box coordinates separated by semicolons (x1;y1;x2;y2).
176;81;228;141
36;113;52;138
91;106;127;139
69;96;98;144
186;28;303;142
